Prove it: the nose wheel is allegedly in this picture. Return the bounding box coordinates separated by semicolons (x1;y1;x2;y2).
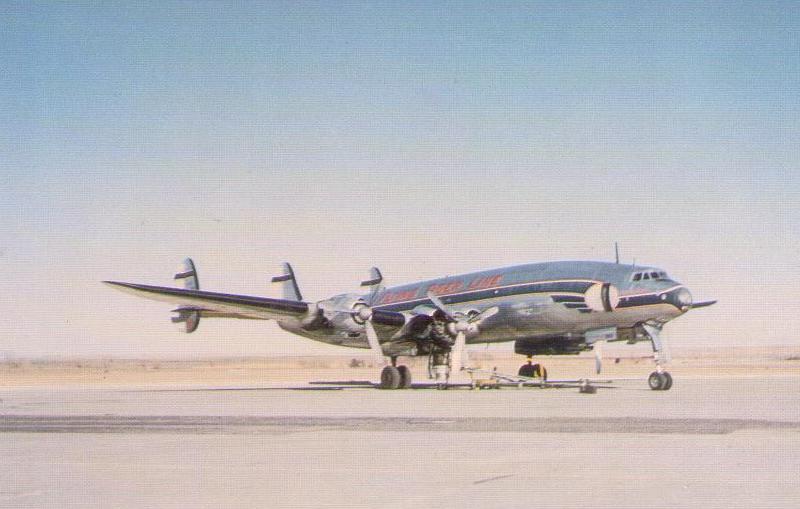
648;371;673;391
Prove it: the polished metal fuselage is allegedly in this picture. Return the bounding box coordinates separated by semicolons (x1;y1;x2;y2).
278;260;689;351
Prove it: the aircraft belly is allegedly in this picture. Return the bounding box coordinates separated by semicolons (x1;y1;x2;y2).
468;300;680;343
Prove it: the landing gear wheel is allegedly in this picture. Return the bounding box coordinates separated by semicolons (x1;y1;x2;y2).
397;365;412;389
380;366;401;390
661;371;673;391
648;371;671;391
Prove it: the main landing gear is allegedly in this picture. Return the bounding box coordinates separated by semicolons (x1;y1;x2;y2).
379;358;412;390
518;357;548;381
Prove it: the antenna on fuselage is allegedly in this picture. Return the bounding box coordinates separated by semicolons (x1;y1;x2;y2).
614;242;620;264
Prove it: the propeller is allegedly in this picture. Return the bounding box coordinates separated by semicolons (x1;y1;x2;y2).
426;292;499;372
349;303;385;366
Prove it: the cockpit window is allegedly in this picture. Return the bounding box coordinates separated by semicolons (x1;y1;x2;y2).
632;270;671;282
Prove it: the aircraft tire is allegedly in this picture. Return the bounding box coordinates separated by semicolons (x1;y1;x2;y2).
397;365;412;389
648;371;666;390
380;366;401;390
661;371;673;391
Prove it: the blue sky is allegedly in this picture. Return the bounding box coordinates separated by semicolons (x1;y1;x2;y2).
1;1;798;357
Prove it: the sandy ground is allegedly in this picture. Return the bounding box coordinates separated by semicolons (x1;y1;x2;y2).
1;345;799;388
0;346;799;508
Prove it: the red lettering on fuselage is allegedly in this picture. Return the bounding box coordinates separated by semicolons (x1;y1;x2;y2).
378;274;504;305
427;281;464;295
378;289;418;304
467;274;503;290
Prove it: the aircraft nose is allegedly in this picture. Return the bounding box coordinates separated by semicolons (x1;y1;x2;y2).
676;287;692;307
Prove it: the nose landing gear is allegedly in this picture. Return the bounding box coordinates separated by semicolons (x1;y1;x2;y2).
648;370;673;391
642;323;673;391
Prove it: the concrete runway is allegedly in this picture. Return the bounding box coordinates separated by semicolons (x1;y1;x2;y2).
1;377;799;508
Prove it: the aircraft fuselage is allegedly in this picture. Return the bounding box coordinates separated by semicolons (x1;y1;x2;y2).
278;260;692;354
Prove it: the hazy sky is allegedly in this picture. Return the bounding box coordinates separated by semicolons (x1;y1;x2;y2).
1;1;798;358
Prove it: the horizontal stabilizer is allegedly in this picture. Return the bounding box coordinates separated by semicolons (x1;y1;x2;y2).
104;281;309;321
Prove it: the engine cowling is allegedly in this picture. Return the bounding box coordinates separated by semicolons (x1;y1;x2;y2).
584;282;619;312
319;294;371;333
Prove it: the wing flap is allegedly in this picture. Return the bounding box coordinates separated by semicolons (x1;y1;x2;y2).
104;281;309;321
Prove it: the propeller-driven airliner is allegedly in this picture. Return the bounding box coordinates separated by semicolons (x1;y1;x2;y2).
105;256;715;390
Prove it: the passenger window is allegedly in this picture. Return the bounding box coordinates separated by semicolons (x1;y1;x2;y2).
650;272;659;279
633;273;641;281
643;273;650;280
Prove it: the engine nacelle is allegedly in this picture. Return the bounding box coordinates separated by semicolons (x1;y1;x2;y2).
584;282;619;312
318;294;370;333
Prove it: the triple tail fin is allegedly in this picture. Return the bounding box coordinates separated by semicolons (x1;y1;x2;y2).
361;266;384;302
172;258;201;332
271;262;303;301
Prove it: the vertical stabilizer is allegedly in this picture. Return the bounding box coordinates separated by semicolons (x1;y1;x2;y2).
271;262;303;301
172;258;200;332
360;267;383;288
361;266;384;301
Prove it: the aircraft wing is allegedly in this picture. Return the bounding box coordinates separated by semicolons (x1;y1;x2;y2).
103;281;310;321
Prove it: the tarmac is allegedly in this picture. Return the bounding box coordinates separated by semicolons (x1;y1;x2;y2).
1;375;799;508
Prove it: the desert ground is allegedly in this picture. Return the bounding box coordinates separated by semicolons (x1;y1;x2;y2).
1;345;799;508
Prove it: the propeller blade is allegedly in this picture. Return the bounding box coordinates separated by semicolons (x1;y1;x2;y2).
451;331;466;373
426;292;456;320
594;340;604;375
364;320;385;366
